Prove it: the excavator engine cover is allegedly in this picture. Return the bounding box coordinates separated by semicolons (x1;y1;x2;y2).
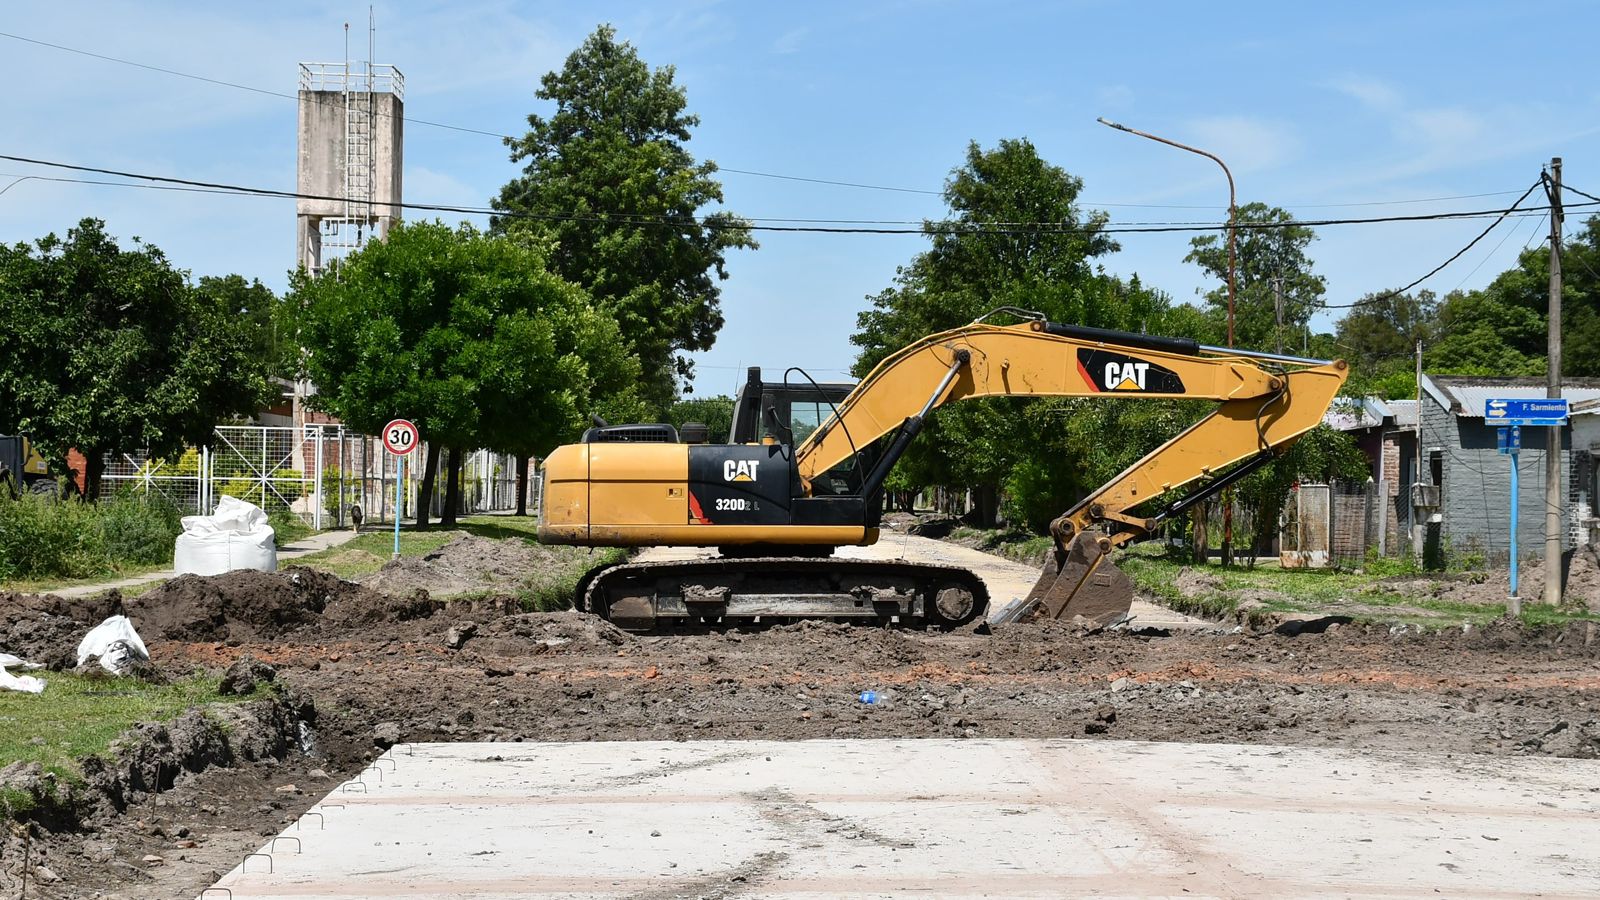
1021;532;1135;626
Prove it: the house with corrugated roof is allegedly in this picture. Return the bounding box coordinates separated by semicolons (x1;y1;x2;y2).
1418;375;1600;564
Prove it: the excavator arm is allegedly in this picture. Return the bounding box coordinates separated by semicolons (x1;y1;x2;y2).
795;310;1349;624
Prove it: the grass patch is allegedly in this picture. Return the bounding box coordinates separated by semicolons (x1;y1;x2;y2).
1115;542;1600;629
0;672;253;786
269;512;317;546
939;527;1600;629
289;514;572;588
289;528;455;580
947;526;1054;566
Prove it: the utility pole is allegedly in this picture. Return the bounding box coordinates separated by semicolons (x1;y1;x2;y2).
1545;158;1564;607
1273;278;1285;355
1414;339;1424;558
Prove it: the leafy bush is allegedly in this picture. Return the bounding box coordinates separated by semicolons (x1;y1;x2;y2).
98;493;183;565
268;511;315;545
0;494;184;581
0;495;108;580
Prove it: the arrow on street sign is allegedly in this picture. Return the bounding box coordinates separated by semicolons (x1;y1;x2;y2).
1485;398;1568;427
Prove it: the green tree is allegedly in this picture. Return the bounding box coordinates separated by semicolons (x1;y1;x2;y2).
664;396;734;444
1333;290;1439;399
285;221;641;528
197;274;292;378
1416;214;1600;377
1428;288;1545;376
0;219;272;500
493;24;755;410
1186;203;1325;351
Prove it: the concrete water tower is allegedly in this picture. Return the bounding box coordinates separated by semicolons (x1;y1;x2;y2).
295;30;403;275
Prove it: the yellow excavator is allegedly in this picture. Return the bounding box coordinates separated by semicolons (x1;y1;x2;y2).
539;309;1348;631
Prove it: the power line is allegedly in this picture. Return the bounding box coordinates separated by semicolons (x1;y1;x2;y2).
4;152;1597;238
0;170;286;199
0;29;508;140
1449;204;1542;292
1560;183;1600;205
0;30;1557;215
1321;181;1544;310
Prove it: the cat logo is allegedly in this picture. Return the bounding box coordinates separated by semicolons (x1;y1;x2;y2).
1103;360;1150;391
723;459;761;482
1076;348;1185;394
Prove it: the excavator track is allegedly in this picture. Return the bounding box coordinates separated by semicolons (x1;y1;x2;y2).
579;557;990;634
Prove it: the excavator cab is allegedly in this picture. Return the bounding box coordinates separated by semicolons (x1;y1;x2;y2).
727;367;874;496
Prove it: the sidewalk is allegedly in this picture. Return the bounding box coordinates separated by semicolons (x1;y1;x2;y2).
50;528;361;599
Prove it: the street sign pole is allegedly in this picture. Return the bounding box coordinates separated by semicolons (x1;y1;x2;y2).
1499;424;1523;615
1509;431;1520;615
383;419;420;561
1488;401;1563;613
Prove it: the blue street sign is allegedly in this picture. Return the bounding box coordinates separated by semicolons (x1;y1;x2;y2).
1485;397;1568;426
1497;425;1521;454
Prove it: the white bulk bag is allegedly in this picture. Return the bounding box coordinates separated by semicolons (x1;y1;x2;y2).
174;495;277;576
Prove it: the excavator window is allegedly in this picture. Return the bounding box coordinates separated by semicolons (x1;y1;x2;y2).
789;401;829;444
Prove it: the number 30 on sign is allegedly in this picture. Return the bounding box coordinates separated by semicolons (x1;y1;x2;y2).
383;419;419;456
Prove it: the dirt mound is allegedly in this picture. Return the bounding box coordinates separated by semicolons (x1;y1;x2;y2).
468;611;634;654
1563;548;1600;612
1174;568;1224;598
1424;550;1600;610
0;591;125;670
362;534;564;597
907;516;960;539
127;567;366;642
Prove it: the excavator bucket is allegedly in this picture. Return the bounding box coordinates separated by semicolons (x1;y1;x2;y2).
1018;532;1135;627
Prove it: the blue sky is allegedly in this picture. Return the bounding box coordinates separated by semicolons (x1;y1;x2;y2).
3;1;1597;397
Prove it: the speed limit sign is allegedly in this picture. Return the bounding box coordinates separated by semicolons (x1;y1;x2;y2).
383;419;419;455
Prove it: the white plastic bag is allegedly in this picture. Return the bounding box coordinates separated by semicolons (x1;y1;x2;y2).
0;652;45;693
76;615;151;676
174;495;277;576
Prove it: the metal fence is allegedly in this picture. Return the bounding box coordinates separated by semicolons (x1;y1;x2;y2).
101;425;529;526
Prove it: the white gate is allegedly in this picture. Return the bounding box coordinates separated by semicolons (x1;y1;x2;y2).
102;426;531;527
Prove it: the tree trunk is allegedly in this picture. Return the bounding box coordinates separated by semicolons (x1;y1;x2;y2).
967;484;1000;529
441;446;464;529
514;454;529;516
1191;502;1209;565
415;442;442;530
84;450;105;502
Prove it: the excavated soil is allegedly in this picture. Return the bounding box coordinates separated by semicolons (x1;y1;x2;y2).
3;553;1600;896
1366;549;1600;611
359;533;601;598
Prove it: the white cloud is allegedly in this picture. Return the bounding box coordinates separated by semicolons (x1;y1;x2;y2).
773;26;809;55
1182;116;1300;173
1402;108;1485;149
1327;75;1403;112
1096;84;1134;108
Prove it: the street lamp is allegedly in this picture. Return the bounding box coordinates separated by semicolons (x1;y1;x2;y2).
0;176;38;199
1097;117;1237;347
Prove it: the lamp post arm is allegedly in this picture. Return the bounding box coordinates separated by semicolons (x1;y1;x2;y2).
1096;118;1237;347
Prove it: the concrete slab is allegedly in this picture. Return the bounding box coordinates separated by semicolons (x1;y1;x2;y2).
636;532;1210;629
206;739;1600;899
